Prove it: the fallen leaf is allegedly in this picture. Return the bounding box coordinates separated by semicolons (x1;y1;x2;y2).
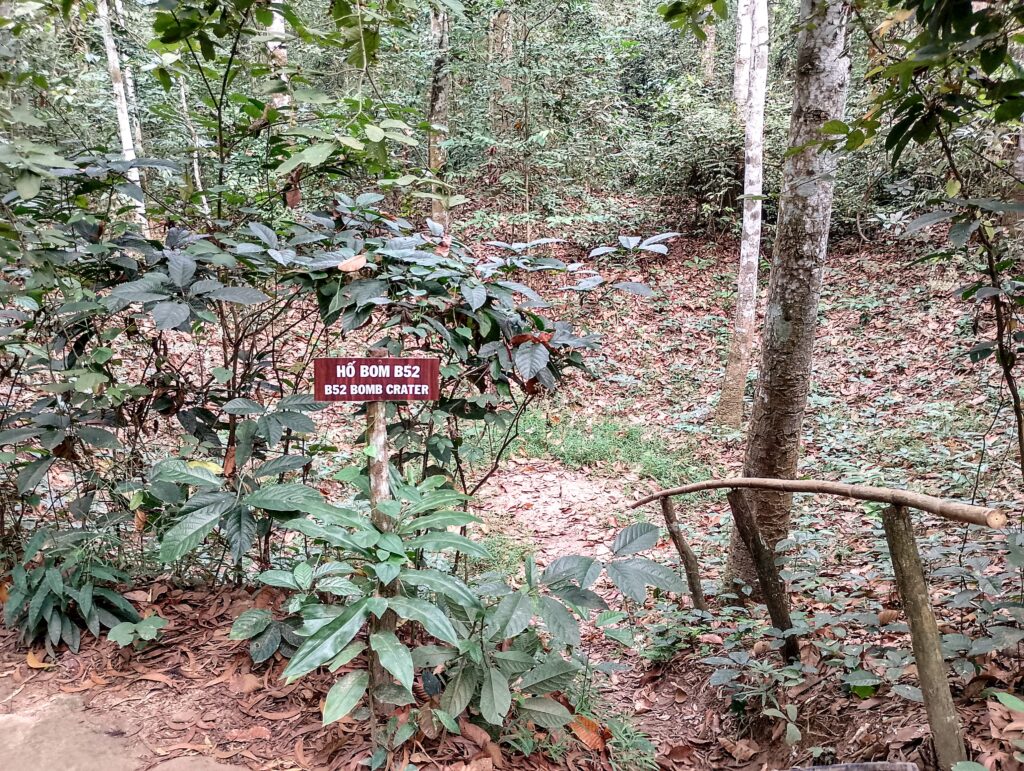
570;714;606;751
338;254;367;272
26;649;54;669
460;719;491;747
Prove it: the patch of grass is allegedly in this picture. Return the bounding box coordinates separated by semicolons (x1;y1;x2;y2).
511;410;705;487
467;531;534;581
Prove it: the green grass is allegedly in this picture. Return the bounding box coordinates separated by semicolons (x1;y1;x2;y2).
468;531;534;581
510;410;705;487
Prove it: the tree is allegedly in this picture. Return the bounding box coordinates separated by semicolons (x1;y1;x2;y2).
725;0;852;588
714;0;768;426
733;0;753;118
701;24;717;85
427;7;452;227
96;0;148;234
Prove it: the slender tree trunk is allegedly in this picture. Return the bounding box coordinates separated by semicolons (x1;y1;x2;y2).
111;0;143;153
267;11;289;110
489;9;512;134
724;0;852;590
715;0;768;427
96;0;148;234
427;8;451;227
178;79;210;218
733;0;754;119
701;24;717;85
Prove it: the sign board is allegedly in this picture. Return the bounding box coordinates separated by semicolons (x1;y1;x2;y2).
314;357;440;402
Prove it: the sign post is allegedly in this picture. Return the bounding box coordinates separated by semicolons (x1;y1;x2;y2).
314;350;440;711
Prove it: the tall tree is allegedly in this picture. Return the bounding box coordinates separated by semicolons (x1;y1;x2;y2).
715;0;768;426
96;0;148;233
733;0;753;117
701;24;717;85
111;0;143;153
725;0;852;588
427;8;452;227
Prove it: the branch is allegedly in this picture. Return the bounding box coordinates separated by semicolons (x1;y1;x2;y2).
630;477;1007;529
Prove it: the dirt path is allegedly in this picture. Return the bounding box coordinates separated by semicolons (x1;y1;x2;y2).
475;459;724;765
0;690;231;771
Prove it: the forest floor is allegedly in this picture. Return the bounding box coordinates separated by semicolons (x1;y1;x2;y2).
1;230;1021;770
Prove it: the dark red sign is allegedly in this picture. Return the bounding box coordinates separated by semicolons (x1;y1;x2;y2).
314;357;440;402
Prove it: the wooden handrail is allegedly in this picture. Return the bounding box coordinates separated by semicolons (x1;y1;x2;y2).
630;477;1008;529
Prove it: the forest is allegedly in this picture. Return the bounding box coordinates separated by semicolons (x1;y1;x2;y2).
0;0;1023;769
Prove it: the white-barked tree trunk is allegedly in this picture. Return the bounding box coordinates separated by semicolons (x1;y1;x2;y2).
715;0;768;426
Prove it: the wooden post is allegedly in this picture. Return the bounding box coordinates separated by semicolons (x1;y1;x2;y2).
660;497;708;612
366;351;398;712
881;506;967;771
727;490;800;662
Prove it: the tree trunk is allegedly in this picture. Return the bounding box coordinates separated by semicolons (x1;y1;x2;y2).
427;8;451;228
96;0;148;234
724;0;852;590
701;24;717;85
715;0;768;427
733;0;753;119
267;11;289;110
178;79;211;218
489;9;512;134
111;0;143;153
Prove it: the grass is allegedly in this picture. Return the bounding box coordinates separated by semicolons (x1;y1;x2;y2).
467;531;534;581
509;409;706;488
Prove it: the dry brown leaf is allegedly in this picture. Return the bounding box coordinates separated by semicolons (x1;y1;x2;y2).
26;649;54;669
459;719;491;747
225;725;272;742
569;714;605;751
230;673;262;694
878;608;900;625
338;254;367;272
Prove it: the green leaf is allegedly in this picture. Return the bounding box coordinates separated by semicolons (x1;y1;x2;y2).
996;691;1024;713
230;609;272;640
17;458;53;495
223;398;265;415
612;523;659;556
160;493;239;562
250;623;281;663
317;576;362;597
401;510;480;533
514;342;549;380
405;532;488;558
78;426;122;449
259;569;299;589
210;286;270;305
108;622;137;647
517;696;572;729
277;142;337;175
284;600;370;679
15;171;42;200
440;666;479;717
254;454;311;478
487;590;534;639
399;569;482;611
387;596;458;644
370;632;413;690
539;596;580;647
479;667;511;725
152;301;191;330
245;484;323;512
365;124;385;143
518;655;581;694
607;557;684;601
323;670;369;725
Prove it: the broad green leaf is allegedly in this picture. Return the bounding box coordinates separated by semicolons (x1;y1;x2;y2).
230;609;272;640
518;655;581;694
405;532;488;558
517;696;572;729
539;596;580;647
606;557;683;602
387;596;458;644
284;600;370;678
479;667;511;725
487;589;533;639
370;631;413;691
514;342;549;380
245;484;323;512
440;666;479;717
399;569;482;611
612;522;659;556
323;670;369;725
160;493;239;562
